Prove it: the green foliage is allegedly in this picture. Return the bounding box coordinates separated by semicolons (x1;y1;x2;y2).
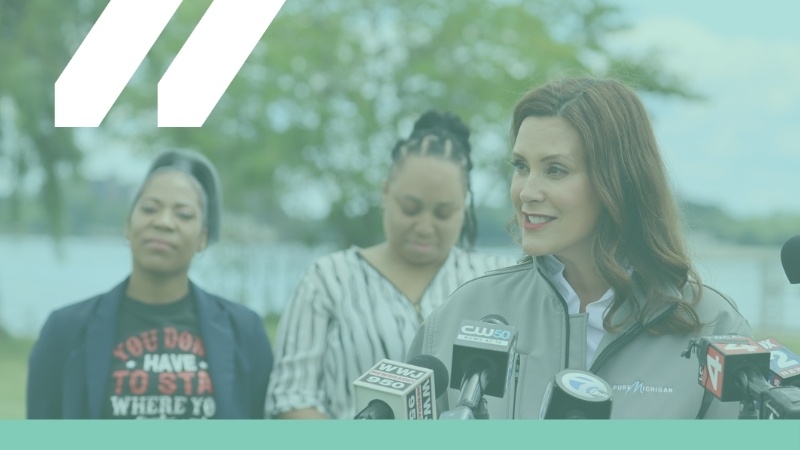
0;0;103;238
0;336;33;419
264;313;280;344
2;0;697;248
682;200;800;246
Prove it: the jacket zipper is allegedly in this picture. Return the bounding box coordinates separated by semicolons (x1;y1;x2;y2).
510;266;571;418
511;354;520;419
589;304;676;373
535;266;571;368
589;323;643;373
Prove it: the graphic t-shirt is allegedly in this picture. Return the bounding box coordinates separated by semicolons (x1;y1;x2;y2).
102;293;216;419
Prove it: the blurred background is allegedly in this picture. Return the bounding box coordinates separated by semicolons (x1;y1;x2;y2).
1;0;798;418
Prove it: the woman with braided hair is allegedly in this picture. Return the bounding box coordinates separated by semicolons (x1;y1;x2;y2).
266;110;515;419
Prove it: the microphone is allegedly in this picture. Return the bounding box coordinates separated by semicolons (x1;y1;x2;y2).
406;354;450;417
441;314;518;420
352;357;437;420
756;337;800;387
539;369;613;419
780;235;800;284
760;386;800;419
681;334;771;402
681;334;800;419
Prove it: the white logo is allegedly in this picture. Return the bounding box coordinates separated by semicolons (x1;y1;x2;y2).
55;0;286;127
706;353;723;391
560;372;610;400
612;380;675;395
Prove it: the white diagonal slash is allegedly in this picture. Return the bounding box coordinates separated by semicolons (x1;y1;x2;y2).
158;0;286;127
55;0;183;127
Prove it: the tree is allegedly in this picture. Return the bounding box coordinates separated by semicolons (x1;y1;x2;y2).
2;0;696;248
0;0;107;238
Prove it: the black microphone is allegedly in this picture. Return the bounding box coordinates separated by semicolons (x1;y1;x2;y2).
440;314;518;420
539;369;613;419
352;357;437;420
780;235;800;284
681;334;771;402
353;399;394;420
760;386;800;419
756;337;800;387
682;334;800;419
406;354;450;418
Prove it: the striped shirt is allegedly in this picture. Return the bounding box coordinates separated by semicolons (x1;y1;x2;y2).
265;245;516;419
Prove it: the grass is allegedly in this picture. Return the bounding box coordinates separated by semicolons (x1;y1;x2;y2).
752;329;800;355
264;313;280;344
0;337;33;419
1;323;796;420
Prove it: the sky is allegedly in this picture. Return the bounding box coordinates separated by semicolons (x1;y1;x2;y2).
78;0;800;219
607;0;800;218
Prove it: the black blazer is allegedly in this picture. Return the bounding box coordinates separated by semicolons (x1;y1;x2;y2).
26;278;273;419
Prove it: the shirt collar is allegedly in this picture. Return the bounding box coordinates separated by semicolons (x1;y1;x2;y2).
539;254;615;314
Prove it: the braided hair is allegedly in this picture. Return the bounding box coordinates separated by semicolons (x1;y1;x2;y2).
389;110;477;250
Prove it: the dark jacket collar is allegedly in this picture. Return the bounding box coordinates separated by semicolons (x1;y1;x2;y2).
529;256;681;350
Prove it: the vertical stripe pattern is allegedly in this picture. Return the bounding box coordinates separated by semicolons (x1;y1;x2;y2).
265;246;515;419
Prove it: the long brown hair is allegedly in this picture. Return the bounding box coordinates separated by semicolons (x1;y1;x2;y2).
511;77;701;334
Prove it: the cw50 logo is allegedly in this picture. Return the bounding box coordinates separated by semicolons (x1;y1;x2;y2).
460;325;512;341
55;0;286;127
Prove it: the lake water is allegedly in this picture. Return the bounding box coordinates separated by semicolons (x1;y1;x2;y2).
0;234;797;338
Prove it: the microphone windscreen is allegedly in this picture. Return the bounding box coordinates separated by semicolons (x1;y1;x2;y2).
540;369;613;419
756;337;800;387
450;317;518;397
352;359;437;420
695;335;770;402
407;354;449;396
781;235;800;284
355;399;394;420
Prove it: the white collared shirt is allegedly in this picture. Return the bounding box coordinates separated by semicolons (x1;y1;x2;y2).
540;255;614;368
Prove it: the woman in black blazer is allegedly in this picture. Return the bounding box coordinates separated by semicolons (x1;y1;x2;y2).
27;149;273;419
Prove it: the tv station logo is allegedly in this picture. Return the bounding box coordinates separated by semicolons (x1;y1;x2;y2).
457;323;514;348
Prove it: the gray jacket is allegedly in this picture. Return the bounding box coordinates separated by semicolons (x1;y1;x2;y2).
407;259;753;419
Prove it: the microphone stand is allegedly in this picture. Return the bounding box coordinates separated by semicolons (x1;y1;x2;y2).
457;369;489;420
439;399;489;420
439;406;475;420
440;371;491;420
472;397;490;420
738;400;759;420
736;371;759;419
